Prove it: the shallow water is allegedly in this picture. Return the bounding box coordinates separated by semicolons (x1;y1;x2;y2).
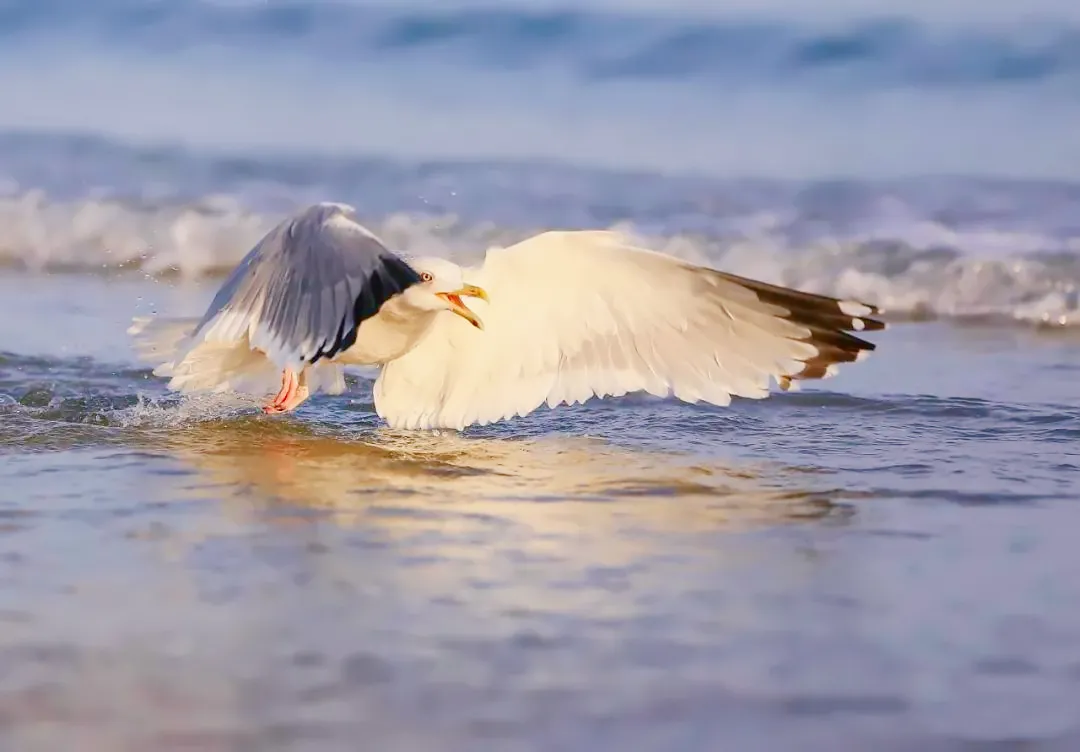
2;272;1079;749
3;0;1080;745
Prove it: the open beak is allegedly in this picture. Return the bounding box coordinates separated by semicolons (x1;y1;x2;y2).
437;284;489;330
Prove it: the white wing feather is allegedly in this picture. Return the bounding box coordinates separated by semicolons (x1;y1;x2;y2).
374;230;883;430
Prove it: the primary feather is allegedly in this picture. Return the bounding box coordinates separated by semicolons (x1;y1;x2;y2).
374;230;884;430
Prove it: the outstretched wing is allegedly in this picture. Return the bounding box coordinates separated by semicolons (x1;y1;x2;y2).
182;202;421;373
374;230;884;430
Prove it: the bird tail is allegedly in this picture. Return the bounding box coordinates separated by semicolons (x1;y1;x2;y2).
128;315;346;396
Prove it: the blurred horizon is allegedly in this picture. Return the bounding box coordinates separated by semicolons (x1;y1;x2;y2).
2;0;1079;180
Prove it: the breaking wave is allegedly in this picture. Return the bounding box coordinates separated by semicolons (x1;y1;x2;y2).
2;187;1078;328
2;133;1078;328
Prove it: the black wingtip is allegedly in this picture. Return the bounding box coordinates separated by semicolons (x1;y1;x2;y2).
715;271;885;385
312;255;422;363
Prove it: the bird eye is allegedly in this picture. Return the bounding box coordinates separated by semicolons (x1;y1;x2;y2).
420;272;433;282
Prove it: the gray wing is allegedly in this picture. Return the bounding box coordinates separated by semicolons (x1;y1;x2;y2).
189;202;420;371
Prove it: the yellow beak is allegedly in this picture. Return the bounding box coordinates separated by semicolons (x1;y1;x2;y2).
437;284;489;330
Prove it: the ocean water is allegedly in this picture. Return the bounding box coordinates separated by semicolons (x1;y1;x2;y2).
2;0;1080;749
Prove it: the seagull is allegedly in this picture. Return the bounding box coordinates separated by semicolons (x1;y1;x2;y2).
129;202;885;430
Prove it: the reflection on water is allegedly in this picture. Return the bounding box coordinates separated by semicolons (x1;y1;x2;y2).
159;423;855;540
0;420;872;751
4;382;1080;748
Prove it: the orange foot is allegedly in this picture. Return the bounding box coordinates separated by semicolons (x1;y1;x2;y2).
262;368;311;414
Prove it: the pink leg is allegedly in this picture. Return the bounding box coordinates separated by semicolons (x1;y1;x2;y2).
262;368;311;414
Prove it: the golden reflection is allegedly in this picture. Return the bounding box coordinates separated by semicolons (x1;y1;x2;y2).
153;421;853;540
129;423;863;618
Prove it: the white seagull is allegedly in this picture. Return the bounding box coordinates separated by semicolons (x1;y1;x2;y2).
129;202;885;430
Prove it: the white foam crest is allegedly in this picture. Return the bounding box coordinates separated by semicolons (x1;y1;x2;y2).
0;191;513;277
614;225;1080;327
1;190;1078;327
0;191;275;277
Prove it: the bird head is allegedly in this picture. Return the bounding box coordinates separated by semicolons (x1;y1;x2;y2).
402;257;489;329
